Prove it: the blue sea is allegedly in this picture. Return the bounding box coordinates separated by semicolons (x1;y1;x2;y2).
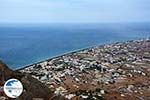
0;23;150;69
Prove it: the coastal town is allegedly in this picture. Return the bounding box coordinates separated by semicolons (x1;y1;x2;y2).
19;39;150;100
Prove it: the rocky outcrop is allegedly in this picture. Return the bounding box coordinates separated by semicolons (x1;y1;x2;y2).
0;61;13;85
0;61;52;100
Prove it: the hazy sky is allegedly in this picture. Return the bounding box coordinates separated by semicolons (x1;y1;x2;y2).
0;0;150;23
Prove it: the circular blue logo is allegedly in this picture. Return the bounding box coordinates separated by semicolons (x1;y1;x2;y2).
4;79;23;98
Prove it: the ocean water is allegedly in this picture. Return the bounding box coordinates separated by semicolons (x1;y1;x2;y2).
0;23;150;69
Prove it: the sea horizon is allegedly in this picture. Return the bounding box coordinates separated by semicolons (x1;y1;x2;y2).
0;22;150;69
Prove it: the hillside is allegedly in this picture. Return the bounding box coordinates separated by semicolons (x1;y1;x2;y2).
0;61;53;100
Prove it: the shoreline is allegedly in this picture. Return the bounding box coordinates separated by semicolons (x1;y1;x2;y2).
19;38;150;100
16;38;149;71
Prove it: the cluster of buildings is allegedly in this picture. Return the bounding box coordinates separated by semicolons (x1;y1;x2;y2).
20;39;150;100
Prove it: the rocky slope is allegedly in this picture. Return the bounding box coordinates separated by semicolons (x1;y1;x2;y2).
0;61;52;100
